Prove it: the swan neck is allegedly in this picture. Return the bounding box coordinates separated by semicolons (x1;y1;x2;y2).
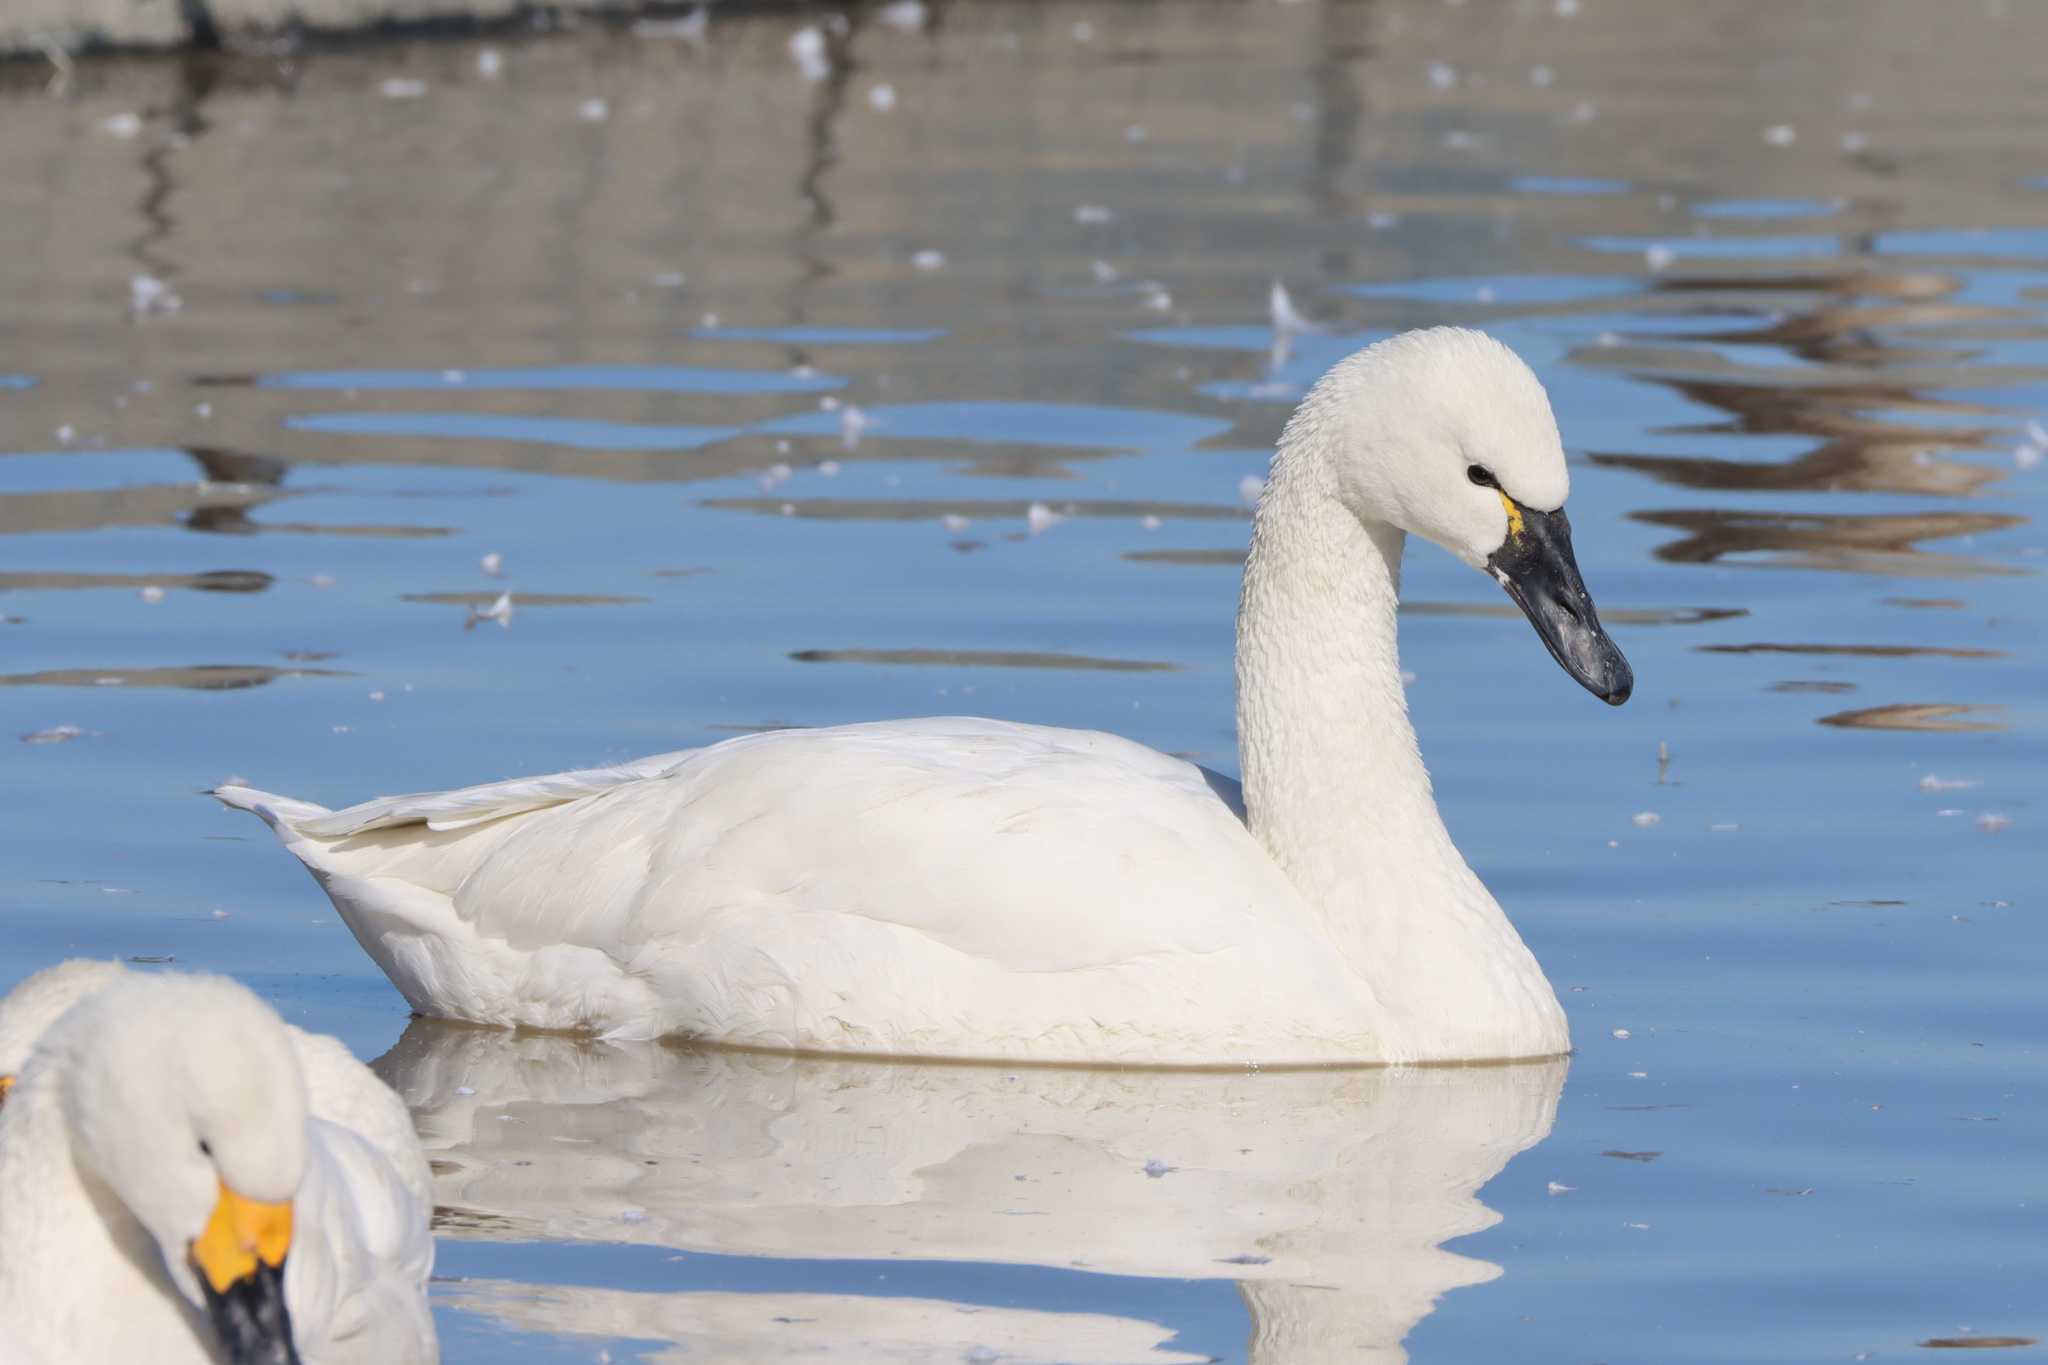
0;1079;207;1359
1236;461;1449;901
1232;419;1570;1061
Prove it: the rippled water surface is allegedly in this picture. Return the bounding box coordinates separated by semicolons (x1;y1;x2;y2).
4;1;2046;1359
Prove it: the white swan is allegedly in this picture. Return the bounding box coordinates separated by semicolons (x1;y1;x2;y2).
216;327;1631;1065
0;964;437;1365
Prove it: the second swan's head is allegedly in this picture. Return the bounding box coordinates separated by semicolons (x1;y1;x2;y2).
1299;326;1632;705
39;972;310;1365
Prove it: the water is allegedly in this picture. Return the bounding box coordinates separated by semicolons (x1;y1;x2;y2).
3;0;2045;1359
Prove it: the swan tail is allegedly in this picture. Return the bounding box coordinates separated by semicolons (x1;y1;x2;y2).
212;784;333;832
253;748;705;840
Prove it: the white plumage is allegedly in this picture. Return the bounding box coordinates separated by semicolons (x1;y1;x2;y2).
0;963;436;1365
219;328;1628;1065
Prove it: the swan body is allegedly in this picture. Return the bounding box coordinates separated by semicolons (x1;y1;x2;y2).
220;327;1632;1066
221;720;1372;1063
0;964;436;1365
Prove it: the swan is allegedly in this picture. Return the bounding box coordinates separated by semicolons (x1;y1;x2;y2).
0;964;437;1365
216;327;1631;1065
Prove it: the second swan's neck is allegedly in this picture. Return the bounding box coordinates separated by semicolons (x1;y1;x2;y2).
1234;431;1568;1060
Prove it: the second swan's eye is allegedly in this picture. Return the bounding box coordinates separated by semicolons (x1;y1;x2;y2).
1467;464;1498;488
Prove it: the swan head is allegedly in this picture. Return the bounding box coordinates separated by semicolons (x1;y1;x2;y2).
1308;327;1632;705
38;972;309;1365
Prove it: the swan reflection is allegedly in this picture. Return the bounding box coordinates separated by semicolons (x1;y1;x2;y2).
374;1025;1564;1363
443;1280;1201;1365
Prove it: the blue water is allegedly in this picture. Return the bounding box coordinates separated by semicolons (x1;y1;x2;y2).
2;3;2045;1361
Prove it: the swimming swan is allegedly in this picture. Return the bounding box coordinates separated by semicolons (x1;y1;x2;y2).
0;965;436;1365
216;327;1631;1065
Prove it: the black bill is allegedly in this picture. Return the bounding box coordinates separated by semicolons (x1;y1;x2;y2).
199;1259;302;1365
1486;502;1633;706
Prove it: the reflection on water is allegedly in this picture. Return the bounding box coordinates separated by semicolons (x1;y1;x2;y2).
1406;602;1748;627
1769;680;1860;694
441;1281;1200;1365
704;497;1248;524
0;663;350;689
399;591;649;608
0;569;272;593
1817;702;2006;733
791;647;1178;672
0;444;456;539
1587;270;2022;499
1124;546;1249;567
1631;508;2026;577
0;477;276;536
239;365;849;395
377;1024;1563;1365
2;1;2046;1361
1698;642;2001;659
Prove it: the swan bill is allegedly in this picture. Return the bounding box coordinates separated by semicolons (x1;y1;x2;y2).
0;1073;12;1106
198;1259;300;1365
191;1183;301;1365
1486;501;1633;706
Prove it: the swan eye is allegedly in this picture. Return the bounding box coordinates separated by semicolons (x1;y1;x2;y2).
1467;464;1498;489
199;1139;213;1158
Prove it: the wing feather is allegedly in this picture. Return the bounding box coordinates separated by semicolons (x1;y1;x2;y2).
296;748;699;837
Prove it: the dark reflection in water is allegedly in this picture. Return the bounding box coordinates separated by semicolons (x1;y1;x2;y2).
1407;602;1749;627
0;664;350;689
399;592;649;608
1593;432;2005;498
1769;680;1860;694
188;446;288;488
790;648;1177;672
0;445;446;541
254;520;457;539
1817;702;2004;733
1124;547;1247;567
1656;269;1996;350
1632;508;2026;577
1699;642;2002;659
0;481;275;537
705;497;1248;523
1591;269;2020;498
0;569;272;593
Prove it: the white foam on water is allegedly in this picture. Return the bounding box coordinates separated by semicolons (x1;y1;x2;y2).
789;27;830;82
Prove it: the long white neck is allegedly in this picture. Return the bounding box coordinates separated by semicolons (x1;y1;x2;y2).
1235;420;1568;1060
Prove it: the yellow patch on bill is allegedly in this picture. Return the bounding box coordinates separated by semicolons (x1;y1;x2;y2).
1499;489;1526;541
190;1181;294;1292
